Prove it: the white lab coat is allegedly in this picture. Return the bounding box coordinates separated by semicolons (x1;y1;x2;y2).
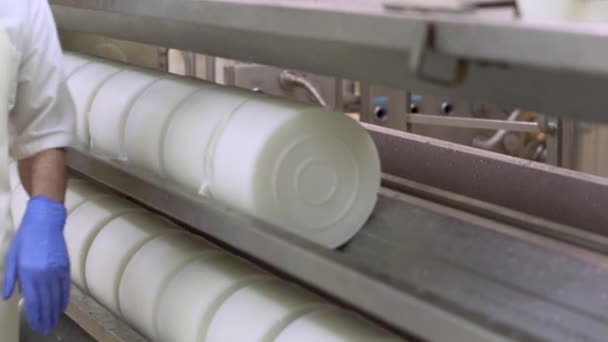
0;1;76;340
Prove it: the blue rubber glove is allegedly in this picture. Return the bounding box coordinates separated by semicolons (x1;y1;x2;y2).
2;196;70;335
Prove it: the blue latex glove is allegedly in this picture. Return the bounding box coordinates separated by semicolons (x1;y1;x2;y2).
2;196;70;335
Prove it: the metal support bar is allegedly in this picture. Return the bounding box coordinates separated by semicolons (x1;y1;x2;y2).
279;70;330;108
49;0;608;122
366;123;608;238
407;113;540;132
66;286;147;342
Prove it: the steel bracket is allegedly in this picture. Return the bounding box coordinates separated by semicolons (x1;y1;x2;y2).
409;22;469;86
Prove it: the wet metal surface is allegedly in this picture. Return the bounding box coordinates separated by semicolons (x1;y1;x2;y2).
20;315;94;342
368;124;608;238
347;192;608;341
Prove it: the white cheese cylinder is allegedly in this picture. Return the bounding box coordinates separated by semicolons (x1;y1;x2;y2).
64;52;380;248
162;83;251;192
156;254;271;342
88;68;163;160
10;179;111;229
64;179;110;213
64;197;142;290
66;60;122;148
124;77;200;176
163;88;379;247
118;233;221;339
85;212;179;315
206;279;325;342
62;52;91;78
274;307;402;342
211;97;380;248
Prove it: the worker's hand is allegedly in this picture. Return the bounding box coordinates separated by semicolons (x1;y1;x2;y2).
2;196;70;335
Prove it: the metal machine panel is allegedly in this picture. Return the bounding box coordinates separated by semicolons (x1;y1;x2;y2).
59;30;167;71
49;0;608;122
224;64;339;108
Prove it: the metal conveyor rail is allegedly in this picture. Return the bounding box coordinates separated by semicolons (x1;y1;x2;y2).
66;149;608;342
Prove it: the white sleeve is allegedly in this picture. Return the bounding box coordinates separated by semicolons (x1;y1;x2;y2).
9;0;75;160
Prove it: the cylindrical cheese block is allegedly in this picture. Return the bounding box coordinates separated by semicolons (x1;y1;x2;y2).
86;212;179;315
119;233;221;339
164;86;379;248
64;52;380;248
88;68;163;160
64;179;110;213
124;77;200;176
65;197;142;290
156;254;271;342
10;184;28;229
206;279;325;342
66;61;123;148
162;83;251;192
11;179;111;229
274;308;402;342
62;52;91;78
211;97;380;248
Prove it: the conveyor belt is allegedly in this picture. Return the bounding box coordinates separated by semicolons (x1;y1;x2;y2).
352;192;608;342
66;149;608;342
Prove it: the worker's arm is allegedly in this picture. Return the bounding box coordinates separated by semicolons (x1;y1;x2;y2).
18;148;67;203
2;0;75;336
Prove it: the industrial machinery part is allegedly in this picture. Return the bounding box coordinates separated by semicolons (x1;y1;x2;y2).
59;30;168;71
224;64;340;109
472;110;522;150
360;85;546;160
278;70;330;108
406;114;538;132
50;0;608;122
9;174;401;342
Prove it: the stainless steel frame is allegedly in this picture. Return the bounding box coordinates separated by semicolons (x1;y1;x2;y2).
406;114;539;132
51;0;608;122
65;286;146;342
367;124;608;238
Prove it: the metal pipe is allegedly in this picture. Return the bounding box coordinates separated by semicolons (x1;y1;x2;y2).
472;109;522;149
279;70;329;108
407;113;539;132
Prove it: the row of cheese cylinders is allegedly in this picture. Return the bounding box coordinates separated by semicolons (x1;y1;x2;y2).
61;52;380;249
517;0;608;21
8;163;401;342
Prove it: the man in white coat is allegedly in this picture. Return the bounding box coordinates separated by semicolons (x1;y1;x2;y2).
0;0;75;339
